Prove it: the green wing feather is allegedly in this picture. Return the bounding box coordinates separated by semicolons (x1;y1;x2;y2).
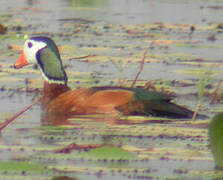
130;88;171;101
131;88;194;118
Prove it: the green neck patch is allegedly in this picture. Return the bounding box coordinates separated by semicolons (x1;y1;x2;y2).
36;47;67;85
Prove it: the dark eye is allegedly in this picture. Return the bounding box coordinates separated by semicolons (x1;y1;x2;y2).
28;42;33;48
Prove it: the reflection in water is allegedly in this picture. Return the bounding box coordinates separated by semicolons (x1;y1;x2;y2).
41;110;111;126
41;111;72;126
51;176;79;180
26;0;39;6
40;101;119;126
40;110;146;126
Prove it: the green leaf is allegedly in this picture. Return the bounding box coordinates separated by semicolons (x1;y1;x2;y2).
80;145;135;160
209;113;223;168
0;161;45;172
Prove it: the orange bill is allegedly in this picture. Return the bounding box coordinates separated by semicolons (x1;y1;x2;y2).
14;50;28;69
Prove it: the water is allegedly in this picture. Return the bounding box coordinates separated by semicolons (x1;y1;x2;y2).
0;0;222;179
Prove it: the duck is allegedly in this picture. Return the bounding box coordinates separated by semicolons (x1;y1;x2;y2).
209;113;223;169
14;36;200;119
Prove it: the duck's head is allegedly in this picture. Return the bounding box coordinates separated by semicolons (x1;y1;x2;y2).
14;36;67;85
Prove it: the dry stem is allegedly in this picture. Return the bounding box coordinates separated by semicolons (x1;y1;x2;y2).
0;97;41;131
191;103;201;121
210;80;222;104
131;49;149;88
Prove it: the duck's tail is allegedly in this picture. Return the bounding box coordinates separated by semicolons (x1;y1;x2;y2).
143;100;207;119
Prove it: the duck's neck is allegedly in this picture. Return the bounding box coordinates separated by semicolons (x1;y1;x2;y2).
42;81;70;107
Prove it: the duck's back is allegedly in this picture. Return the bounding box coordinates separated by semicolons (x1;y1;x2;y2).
45;86;194;118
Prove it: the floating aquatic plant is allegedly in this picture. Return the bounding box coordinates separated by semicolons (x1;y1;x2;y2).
209;113;223;169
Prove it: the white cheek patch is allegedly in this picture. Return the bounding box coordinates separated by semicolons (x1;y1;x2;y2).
23;40;47;64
